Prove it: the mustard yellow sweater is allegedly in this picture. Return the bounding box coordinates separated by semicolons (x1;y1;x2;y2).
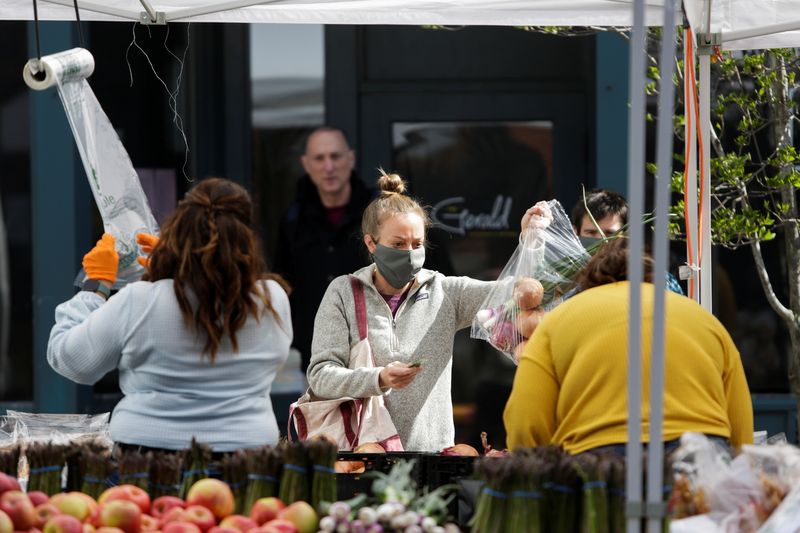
504;282;753;454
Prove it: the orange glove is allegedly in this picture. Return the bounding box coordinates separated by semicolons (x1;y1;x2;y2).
83;233;119;283
136;233;159;268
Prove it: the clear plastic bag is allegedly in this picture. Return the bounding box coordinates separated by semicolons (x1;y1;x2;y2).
470;199;590;362
5;410;112;448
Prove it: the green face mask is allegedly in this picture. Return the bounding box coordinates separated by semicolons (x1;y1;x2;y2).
372;244;426;289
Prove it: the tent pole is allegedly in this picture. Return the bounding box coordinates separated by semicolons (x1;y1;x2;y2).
626;0;647;530
647;0;677;530
699;52;712;311
40;0;139;21
166;0;282;21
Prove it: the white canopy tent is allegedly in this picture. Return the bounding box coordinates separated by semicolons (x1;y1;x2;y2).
4;1;800;532
0;0;798;50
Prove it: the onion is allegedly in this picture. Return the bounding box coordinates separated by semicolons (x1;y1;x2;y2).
335;460;366;474
440;444;480;456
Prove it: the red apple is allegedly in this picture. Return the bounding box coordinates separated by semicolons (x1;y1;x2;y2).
27;492;49;507
98;487;150;515
255;520;297;533
0;474;20;497
182;506;214;533
98;500;141;533
0;490;36;530
218;516;256;533
51;494;91;522
139;515;159;532
207;528;240;533
159;508;187;525
0;510;12;533
150;498;184;521
185;480;233;521
248;499;284;527
162;523;201;533
35;503;61;528
43;514;83;533
276;503;316;533
95;528;126;533
83;523;96;533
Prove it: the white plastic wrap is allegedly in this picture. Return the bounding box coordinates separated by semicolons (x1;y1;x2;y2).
23;48;159;288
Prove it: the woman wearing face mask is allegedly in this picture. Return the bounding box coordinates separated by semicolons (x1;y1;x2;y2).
307;171;539;452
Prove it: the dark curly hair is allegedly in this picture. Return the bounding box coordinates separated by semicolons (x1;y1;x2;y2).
574;237;654;291
145;177;288;362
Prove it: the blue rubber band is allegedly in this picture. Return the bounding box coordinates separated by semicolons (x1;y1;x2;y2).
182;469;210;478
609;488;626;497
583;481;607;490
30;465;62;474
284;464;307;474
124;472;149;479
151;482;183;491
83;475;104;484
511;490;542;499
313;465;336;474
543;482;576;494
482;488;507;499
247;474;277;482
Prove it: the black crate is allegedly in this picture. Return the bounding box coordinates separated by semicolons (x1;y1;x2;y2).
335;451;427;501
424;454;477;488
424;454;478;525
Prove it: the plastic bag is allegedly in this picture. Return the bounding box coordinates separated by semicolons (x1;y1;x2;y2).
5;410;112;448
668;432;797;532
470;199;590;362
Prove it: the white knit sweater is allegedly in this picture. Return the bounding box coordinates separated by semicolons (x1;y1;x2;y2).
47;279;292;451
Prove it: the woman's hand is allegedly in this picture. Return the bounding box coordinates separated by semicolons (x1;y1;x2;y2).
82;233;118;283
379;361;422;390
520;201;553;241
136;233;159;267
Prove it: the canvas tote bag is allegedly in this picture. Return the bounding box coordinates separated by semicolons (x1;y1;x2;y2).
289;276;403;451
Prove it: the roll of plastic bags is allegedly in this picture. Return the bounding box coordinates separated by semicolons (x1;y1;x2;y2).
23;48;159;288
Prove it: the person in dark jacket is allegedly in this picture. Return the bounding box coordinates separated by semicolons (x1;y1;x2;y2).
273;126;375;371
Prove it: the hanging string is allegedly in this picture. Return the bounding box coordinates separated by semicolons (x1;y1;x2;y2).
125;22;192;182
32;0;42;61
72;0;85;49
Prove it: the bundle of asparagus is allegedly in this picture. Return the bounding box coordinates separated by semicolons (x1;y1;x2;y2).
469;455;511;533
149;451;185;499
573;452;611;533
26;442;68;495
180;439;213;499
243;446;283;511
278;441;309;504
308;439;337;513
220;451;248;514
0;445;20;477
504;452;545;533
118;449;151;491
78;444;113;499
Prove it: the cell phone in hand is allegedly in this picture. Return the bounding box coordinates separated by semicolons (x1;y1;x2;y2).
408;361;422;368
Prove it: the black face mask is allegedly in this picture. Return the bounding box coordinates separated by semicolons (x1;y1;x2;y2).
579;236;602;250
372;244;426;289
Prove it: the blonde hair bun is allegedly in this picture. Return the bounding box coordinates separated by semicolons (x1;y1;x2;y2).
377;169;407;195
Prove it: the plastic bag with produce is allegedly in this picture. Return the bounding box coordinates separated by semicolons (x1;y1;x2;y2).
470;199;589;363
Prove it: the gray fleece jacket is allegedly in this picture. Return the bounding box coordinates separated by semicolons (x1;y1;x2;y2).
307;264;493;452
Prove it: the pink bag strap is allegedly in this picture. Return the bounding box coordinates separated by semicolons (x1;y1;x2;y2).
350;276;368;341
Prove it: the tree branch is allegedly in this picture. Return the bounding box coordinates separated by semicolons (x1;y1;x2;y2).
751;240;794;323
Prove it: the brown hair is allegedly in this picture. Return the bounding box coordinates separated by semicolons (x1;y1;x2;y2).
145;177;286;362
361;170;431;241
573;237;654;291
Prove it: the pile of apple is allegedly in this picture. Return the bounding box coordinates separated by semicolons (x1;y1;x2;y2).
0;472;318;533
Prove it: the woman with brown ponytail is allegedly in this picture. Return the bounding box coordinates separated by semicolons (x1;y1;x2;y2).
47;178;292;451
308;171;540;452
